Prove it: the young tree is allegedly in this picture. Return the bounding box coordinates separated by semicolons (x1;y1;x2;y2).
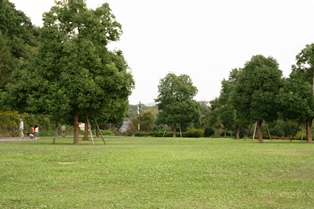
198;101;211;129
132;110;156;132
155;73;201;137
218;68;248;138
233;55;283;143
207;98;223;135
8;0;134;144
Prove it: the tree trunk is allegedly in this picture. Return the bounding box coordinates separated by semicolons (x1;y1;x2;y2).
235;124;240;139
173;124;177;137
257;120;263;143
96;125;100;137
53;121;59;144
73;110;80;145
82;115;89;141
306;117;313;143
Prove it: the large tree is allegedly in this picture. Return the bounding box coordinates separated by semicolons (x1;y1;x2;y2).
155;73;201;137
233;55;283;143
6;0;134;144
278;43;314;142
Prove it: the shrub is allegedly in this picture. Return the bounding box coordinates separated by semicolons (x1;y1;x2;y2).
183;128;204;138
134;132;149;137
100;130;114;136
204;127;214;137
294;131;307;141
148;131;163;137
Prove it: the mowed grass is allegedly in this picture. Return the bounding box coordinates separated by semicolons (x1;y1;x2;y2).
1;137;314;209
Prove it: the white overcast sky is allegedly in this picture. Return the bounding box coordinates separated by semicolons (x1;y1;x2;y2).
10;0;314;105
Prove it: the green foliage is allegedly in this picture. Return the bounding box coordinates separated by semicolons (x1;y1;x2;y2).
294;130;308;140
100;129;114;136
234;55;283;123
278;44;314;141
0;111;55;137
204;127;214;137
268;119;298;137
133;130;204;138
198;101;211;128
278;74;314;122
0;0;38;58
0;110;19;128
0;0;39;95
134;110;156;132
155;73;201;136
183;128;204;138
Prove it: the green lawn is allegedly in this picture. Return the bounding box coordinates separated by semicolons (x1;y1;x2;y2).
0;137;314;209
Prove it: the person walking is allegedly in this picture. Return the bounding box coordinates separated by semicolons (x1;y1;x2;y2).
34;125;40;140
29;125;34;139
61;125;66;137
19;118;24;139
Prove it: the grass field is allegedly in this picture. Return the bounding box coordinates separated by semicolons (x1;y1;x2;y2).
0;137;314;209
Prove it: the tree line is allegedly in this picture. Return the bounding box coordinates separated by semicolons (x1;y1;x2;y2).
211;49;314;143
127;51;314;143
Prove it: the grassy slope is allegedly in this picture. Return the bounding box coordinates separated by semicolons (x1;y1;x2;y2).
0;137;314;209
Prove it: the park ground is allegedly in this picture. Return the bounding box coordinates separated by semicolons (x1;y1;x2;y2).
1;137;314;208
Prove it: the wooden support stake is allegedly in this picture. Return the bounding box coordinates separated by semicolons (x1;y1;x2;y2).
252;121;257;141
162;124;167;137
86;115;95;145
266;123;271;141
179;124;182;138
91;110;106;145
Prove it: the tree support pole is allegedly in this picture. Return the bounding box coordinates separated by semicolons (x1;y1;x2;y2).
252;121;257;141
91;110;106;145
86;115;95;145
301;124;305;142
292;121;301;142
266;123;271;141
179;124;182;138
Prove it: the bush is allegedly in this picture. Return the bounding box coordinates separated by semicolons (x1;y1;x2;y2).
294;131;307;141
100;130;114;136
204;127;214;137
134;132;149;137
148;131;163;137
183;128;204;138
132;130;206;138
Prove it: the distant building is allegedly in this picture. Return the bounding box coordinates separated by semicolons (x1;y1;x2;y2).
79;123;93;131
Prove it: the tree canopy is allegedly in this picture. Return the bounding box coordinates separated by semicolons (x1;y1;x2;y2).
0;0;39;92
155;73;201;137
233;55;283;142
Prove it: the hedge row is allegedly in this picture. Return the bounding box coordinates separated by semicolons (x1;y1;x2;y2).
133;128;204;138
